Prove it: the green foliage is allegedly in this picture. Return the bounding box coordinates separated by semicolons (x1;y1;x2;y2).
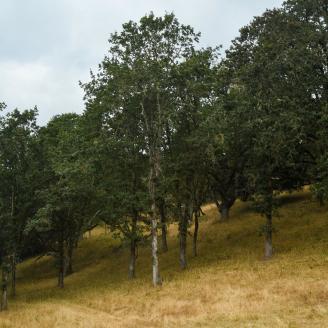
0;107;39;262
25;113;99;279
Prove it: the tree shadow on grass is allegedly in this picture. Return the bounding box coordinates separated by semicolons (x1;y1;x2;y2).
276;192;312;207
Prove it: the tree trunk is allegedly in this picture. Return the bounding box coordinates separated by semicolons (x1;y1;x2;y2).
58;239;65;288
216;198;235;222
129;214;137;279
141;92;162;286
220;204;230;221
264;213;273;259
161;223;168;253
192;212;199;257
159;201;168;252
148;150;161;286
10;188;16;297
1;265;8;311
11;254;16;297
129;239;137;279
179;206;188;270
65;241;74;276
151;210;161;286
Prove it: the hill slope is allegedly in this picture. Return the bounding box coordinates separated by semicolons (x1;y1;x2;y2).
1;190;328;327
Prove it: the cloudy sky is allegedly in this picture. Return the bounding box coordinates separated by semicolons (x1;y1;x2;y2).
0;0;283;125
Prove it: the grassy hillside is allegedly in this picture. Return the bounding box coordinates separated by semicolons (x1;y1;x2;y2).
1;189;328;327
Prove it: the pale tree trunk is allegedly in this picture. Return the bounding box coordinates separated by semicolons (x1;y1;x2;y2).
128;214;137;279
151;203;161;286
148;160;161;286
1;264;8;311
159;201;168;253
140;90;162;286
192;212;199;257
148;143;162;286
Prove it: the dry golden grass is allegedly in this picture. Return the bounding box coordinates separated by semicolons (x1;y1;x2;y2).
2;189;328;327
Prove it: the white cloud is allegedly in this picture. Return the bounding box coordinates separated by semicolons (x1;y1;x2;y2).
0;0;284;125
0;60;84;124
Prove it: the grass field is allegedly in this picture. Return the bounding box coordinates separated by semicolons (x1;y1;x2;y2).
1;189;328;327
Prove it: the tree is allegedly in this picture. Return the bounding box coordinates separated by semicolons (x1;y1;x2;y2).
84;95;150;279
203;67;254;222
27;113;97;287
165;48;218;268
82;13;200;285
0;106;39;305
224;0;327;258
0;212;11;311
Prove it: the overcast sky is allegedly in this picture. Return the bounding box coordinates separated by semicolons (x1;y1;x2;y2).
0;0;283;125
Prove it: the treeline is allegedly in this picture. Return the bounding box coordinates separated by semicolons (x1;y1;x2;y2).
0;0;327;311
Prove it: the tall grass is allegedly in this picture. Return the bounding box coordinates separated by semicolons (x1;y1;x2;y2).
1;189;328;327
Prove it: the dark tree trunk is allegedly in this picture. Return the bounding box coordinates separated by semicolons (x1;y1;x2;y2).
263;181;274;260
1;265;8;311
161;223;168;253
10;189;16;297
192;212;199;257
216;197;235;222
129;239;137;279
220;204;230;221
11;254;16;297
179;231;187;270
58;239;65;288
264;212;273;259
65;240;74;276
159;201;168;253
129;214;137;279
179;206;188;270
